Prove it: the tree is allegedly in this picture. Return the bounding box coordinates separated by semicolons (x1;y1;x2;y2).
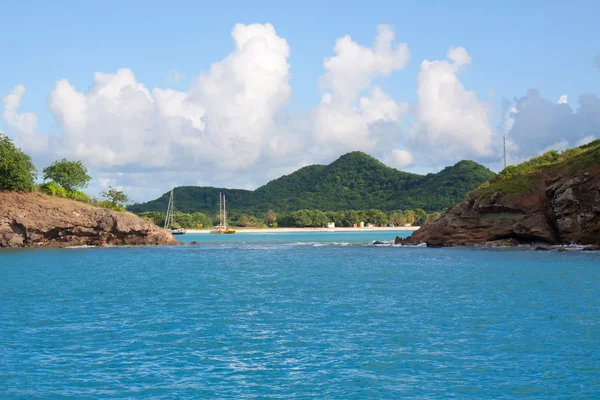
0;133;37;191
404;210;417;225
264;209;277;227
139;211;166;227
414;208;428;225
366;209;388;226
426;212;441;223
389;211;407;226
101;186;130;208
43;159;91;191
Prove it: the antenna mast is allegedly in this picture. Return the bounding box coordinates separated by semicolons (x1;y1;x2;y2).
503;134;507;169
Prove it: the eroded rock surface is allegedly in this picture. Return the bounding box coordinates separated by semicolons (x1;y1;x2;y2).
407;164;600;247
0;192;179;248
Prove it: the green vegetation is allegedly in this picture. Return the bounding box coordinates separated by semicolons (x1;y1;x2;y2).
40;181;91;202
138;208;441;229
478;139;600;198
0;134;137;214
42;159;91;191
140;211;212;229
129;152;495;215
0;133;37;191
101;186;130;211
264;209;277;227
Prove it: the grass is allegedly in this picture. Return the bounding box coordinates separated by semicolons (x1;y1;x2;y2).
477;139;600;198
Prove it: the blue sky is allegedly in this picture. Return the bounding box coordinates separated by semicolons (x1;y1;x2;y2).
1;0;599;200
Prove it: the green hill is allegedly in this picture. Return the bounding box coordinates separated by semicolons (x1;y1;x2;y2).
128;151;495;215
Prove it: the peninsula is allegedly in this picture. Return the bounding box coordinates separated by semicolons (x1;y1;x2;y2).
406;140;600;247
0;191;179;248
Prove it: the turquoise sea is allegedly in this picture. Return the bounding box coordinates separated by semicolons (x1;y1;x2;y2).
1;231;599;398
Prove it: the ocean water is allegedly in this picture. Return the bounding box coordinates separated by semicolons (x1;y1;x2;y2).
1;231;599;399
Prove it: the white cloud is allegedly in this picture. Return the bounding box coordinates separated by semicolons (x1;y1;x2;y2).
558;94;568;104
385;149;414;168
502;90;600;161
320;25;409;100
504;90;592;157
2;85;38;137
447;46;471;67
6;23;294;172
407;46;493;161
1;85;48;152
311;25;410;156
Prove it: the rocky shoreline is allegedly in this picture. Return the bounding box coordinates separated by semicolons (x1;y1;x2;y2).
401;162;600;248
0;192;179;248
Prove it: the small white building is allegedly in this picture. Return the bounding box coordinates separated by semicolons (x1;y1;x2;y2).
327;222;335;229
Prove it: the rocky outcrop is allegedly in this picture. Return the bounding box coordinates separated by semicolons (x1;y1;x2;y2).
407;163;600;247
0;191;180;248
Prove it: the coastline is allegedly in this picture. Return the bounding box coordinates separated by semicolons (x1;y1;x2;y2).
184;226;419;234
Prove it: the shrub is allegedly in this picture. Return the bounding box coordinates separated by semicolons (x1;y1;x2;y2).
40;181;91;202
40;181;67;197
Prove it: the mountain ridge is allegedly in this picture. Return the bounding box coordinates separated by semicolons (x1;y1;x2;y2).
128;151;495;215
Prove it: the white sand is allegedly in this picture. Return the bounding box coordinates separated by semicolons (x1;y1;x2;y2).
184;226;419;234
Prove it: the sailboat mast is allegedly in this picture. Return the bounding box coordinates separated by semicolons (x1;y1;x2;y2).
164;189;173;229
224;195;227;228
219;192;223;226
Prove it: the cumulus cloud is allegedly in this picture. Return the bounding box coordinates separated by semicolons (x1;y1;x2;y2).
504;89;599;158
6;24;296;167
1;85;48;152
312;25;410;159
385;149;414;168
407;46;493;162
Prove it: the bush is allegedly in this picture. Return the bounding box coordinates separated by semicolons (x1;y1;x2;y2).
99;200;125;212
0;133;37;191
40;181;67;197
40;181;91;202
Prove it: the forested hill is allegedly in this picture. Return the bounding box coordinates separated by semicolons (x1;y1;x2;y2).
128;151;495;215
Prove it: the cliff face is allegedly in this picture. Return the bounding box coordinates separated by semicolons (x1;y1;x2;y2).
407;162;600;247
0;192;179;248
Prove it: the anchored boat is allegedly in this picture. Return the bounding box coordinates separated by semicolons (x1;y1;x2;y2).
210;192;236;234
164;189;186;235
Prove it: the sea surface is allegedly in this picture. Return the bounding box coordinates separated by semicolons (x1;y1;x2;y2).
1;231;599;399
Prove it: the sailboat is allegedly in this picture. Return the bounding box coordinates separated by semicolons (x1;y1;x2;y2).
164;189;186;235
210;192;236;234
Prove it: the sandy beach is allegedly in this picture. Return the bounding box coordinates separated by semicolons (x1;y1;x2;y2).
184;226;419;234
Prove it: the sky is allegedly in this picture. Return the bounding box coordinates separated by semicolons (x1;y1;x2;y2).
1;0;600;201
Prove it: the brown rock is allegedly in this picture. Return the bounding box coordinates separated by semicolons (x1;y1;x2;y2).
405;162;600;247
0;191;179;248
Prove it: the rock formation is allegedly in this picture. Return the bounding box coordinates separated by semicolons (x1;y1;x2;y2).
0;191;179;248
407;154;600;247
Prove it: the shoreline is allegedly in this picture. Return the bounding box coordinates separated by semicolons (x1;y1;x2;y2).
184;226;419;234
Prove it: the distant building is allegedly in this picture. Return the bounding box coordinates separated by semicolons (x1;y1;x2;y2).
327;222;335;229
